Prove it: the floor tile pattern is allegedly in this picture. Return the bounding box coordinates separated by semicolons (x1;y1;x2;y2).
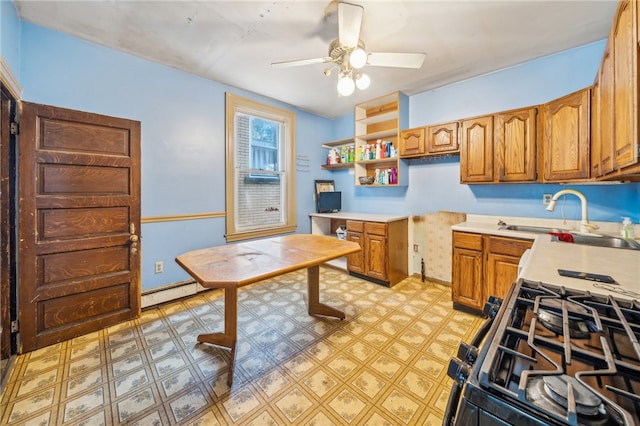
0;267;483;425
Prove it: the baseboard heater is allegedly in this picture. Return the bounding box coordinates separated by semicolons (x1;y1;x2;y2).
141;279;208;309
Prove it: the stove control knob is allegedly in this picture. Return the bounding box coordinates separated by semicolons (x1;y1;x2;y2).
456;342;478;365
447;358;471;385
483;296;502;319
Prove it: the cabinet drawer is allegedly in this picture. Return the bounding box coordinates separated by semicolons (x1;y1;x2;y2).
365;222;387;236
453;231;483;250
487;236;532;257
346;220;364;232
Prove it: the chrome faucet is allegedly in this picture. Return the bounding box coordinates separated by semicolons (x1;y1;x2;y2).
545;189;597;234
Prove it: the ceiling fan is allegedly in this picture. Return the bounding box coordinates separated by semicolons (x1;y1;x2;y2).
271;2;426;96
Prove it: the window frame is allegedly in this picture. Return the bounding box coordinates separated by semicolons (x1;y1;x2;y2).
225;93;296;242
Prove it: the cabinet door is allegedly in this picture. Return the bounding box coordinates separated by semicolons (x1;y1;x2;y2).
613;0;638;170
485;253;520;299
591;78;602;178
365;233;388;281
460;115;494;183
486;236;531;298
495;107;537;182
452;247;484;311
541;88;590;181
599;42;615;176
399;127;425;157
346;231;365;274
427;122;459;154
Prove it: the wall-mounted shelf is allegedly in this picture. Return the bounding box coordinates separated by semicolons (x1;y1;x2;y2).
354;92;409;187
320;137;355;169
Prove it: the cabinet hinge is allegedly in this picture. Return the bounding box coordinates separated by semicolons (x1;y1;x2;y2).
10;320;19;333
10;122;19;135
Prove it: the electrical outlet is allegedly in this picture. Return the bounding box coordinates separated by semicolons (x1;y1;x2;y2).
543;194;553;206
154;261;164;274
413;244;419;252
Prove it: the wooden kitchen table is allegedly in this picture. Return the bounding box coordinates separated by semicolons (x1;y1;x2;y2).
175;234;361;385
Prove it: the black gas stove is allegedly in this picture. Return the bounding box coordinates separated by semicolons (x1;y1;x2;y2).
445;279;640;426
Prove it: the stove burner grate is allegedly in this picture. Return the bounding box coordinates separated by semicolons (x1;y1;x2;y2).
542;375;604;416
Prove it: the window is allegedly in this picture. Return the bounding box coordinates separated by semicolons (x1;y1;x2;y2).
247;116;279;181
225;93;296;242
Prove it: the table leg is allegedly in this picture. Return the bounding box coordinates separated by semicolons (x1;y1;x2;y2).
196;286;238;386
307;265;345;320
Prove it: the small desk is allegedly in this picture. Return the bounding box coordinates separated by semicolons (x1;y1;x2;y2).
175;234;361;385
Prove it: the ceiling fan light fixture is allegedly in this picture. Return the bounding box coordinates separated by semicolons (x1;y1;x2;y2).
337;74;355;96
350;47;367;69
355;72;370;90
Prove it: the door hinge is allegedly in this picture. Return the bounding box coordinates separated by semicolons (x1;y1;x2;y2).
10;122;19;135
10;320;18;333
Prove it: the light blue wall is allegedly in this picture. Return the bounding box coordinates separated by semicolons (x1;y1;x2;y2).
18;21;332;290
1;0;21;77
328;41;640;224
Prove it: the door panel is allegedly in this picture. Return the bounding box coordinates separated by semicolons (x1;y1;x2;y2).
19;102;141;352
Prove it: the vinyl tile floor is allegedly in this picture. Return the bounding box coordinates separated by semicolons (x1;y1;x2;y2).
0;267;484;425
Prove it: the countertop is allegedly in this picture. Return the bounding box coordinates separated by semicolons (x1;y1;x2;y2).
309;212;408;222
452;215;640;301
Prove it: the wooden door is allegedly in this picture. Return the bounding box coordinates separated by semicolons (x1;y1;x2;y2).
0;86;13;378
399;127;425;157
19;102;141;352
427;121;459;154
495;107;537;182
612;0;638;170
460;115;493;183
541;88;591;181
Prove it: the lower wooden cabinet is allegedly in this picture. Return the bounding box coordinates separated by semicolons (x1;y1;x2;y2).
452;231;532;312
346;219;408;286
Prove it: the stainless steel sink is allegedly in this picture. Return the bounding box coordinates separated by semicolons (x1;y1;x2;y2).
499;223;640;250
500;224;571;234
564;234;640;250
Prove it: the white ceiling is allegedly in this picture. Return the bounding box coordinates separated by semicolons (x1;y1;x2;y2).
14;0;618;119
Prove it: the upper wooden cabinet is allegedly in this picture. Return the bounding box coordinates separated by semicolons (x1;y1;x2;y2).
427;121;460;154
460;115;494;183
592;41;615;178
612;0;638;170
399;122;460;159
540;88;591;182
495;107;537;182
399;127;425;157
592;0;640;180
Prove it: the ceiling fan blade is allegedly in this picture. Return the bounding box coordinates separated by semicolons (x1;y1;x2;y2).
338;2;363;48
367;52;426;69
271;57;330;68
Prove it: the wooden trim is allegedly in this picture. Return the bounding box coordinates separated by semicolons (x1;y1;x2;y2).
141;212;225;224
225;92;297;242
225;225;297;242
0;57;22;100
